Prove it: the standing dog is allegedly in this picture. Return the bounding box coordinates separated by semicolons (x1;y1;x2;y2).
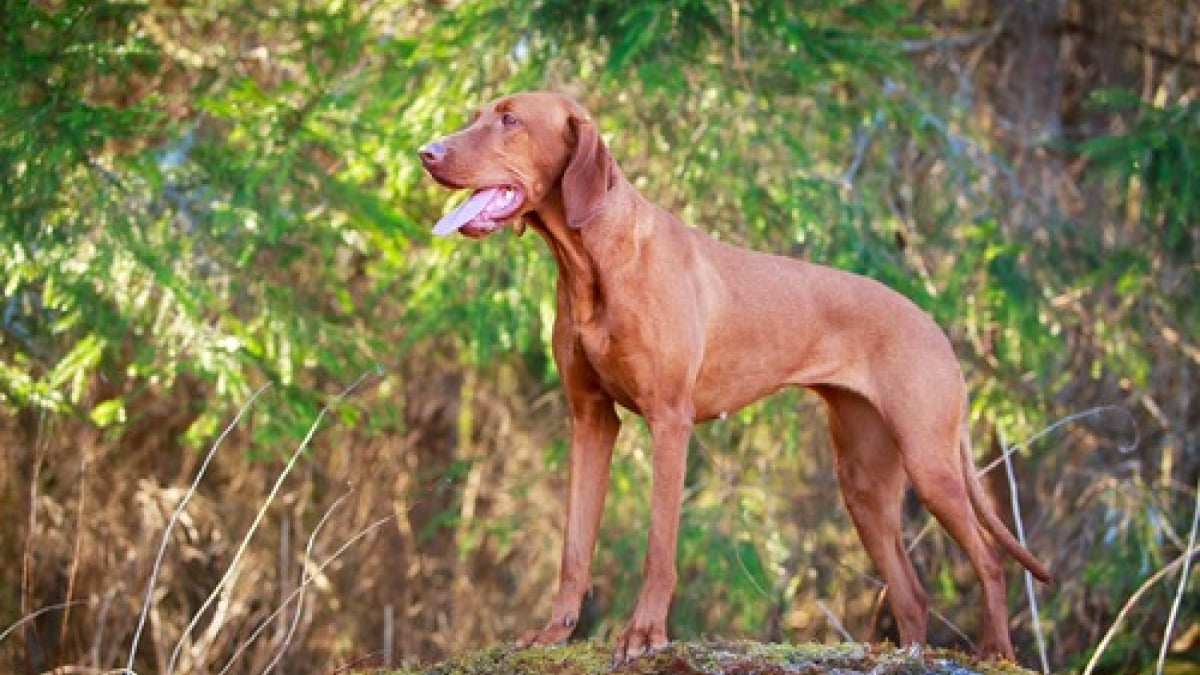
418;91;1051;663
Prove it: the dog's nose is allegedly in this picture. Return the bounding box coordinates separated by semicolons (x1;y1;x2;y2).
418;140;447;164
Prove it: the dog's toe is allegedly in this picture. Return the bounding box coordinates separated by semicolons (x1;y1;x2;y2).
611;624;667;667
515;614;577;648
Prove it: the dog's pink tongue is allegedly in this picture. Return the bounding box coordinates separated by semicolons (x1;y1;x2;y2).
432;189;500;236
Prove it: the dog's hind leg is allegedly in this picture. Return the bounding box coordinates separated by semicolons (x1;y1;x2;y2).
891;414;1015;659
821;386;929;647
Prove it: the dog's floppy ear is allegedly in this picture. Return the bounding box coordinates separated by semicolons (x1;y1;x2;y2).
562;114;615;229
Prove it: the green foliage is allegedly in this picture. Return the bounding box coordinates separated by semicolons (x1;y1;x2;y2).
1077;91;1199;385
1081;91;1200;251
3;0;155;412
1;0;932;446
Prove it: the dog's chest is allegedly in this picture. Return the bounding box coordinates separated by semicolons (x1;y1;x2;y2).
573;317;648;413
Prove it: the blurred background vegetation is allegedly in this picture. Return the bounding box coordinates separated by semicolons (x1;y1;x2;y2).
1;0;1196;673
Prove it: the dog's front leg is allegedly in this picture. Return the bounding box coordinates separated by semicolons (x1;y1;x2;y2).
613;407;692;664
518;394;619;647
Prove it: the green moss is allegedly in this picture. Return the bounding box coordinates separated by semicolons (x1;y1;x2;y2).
375;640;1038;675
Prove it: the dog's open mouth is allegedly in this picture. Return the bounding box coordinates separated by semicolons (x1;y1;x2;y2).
432;186;525;237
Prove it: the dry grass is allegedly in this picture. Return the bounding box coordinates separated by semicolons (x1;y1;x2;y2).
0;358;568;673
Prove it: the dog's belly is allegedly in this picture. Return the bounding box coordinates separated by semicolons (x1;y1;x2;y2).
577;326;796;422
691;369;790;421
573;299;836;422
587;356;800;422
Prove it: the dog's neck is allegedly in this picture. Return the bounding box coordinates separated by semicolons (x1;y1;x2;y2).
526;180;649;327
530;187;633;326
526;193;604;326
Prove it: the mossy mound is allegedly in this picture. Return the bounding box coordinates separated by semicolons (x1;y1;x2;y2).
381;640;1036;674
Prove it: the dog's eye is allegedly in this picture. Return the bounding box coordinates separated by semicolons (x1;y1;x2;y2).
501;112;519;127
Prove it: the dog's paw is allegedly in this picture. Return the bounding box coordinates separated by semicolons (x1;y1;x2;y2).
514;613;578;648
610;622;668;667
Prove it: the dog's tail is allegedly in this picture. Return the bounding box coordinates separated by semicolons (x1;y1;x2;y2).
960;429;1055;585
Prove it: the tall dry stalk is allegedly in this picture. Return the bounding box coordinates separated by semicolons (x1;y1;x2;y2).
165;368;378;675
125;383;273;674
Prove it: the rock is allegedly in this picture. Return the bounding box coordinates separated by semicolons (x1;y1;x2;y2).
381;640;1038;675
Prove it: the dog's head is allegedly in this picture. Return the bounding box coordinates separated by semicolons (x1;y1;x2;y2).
419;91;616;238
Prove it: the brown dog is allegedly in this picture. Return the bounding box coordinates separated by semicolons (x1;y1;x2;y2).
418;91;1051;663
